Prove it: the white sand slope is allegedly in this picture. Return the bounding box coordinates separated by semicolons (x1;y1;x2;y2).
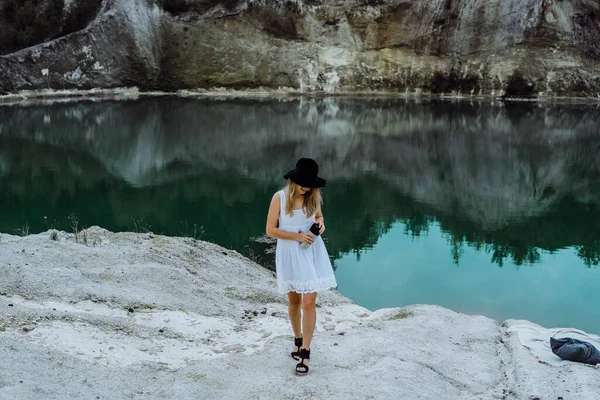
0;227;599;399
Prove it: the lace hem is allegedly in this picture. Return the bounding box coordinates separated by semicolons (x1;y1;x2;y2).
278;277;338;294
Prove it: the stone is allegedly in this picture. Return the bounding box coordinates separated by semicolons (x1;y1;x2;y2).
222;344;245;353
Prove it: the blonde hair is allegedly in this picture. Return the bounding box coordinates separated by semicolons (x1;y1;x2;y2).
284;181;322;217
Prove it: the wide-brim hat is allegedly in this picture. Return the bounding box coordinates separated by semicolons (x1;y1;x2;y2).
284;158;326;188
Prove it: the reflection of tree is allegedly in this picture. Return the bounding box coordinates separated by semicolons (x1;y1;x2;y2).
430;193;600;267
322;176;600;268
448;236;464;266
577;241;600;267
404;212;431;238
486;244;540;268
321;177;397;264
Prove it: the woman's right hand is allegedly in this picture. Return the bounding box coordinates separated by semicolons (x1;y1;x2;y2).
297;232;315;245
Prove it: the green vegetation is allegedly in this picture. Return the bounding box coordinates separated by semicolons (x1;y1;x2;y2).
157;0;190;14
179;221;205;240
15;221;30;237
429;69;481;94
131;218;152;234
63;0;101;34
0;0;101;55
503;69;536;99
0;0;64;55
68;212;80;242
158;0;242;15
390;311;414;320
49;230;58;240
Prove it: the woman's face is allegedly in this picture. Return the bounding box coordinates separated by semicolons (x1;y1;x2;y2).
297;184;311;195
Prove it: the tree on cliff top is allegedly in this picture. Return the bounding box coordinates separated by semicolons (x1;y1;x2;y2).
0;0;101;55
0;0;64;54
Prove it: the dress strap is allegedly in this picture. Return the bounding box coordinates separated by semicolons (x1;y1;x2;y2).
279;190;286;215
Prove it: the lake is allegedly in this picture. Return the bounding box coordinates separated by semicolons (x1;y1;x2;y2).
1;96;599;333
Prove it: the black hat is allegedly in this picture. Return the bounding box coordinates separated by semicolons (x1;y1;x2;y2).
284;158;326;188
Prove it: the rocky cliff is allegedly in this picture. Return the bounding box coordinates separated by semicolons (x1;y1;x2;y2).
1;0;600;97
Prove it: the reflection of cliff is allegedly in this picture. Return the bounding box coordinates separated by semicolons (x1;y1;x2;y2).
1;98;599;266
2;97;599;226
0;135;271;244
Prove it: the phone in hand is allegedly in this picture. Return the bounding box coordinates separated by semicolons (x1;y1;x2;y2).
309;222;321;236
300;223;321;249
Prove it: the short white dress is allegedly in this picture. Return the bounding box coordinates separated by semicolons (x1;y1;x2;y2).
275;190;338;294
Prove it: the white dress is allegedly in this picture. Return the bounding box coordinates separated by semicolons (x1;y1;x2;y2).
275;190;338;294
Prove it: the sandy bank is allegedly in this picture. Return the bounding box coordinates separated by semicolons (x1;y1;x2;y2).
0;227;598;399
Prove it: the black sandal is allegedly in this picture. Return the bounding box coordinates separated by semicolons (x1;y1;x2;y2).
291;337;303;360
295;348;310;375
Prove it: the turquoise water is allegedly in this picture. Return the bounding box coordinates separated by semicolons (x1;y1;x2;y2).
336;222;600;332
0;97;599;333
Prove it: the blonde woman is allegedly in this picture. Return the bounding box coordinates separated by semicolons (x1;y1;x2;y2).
266;158;337;375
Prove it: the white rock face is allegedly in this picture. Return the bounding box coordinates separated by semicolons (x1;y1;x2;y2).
0;0;599;96
0;227;599;399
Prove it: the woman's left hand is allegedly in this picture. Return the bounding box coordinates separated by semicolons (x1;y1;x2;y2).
317;221;325;235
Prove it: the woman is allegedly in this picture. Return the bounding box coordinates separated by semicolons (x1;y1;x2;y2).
265;157;337;375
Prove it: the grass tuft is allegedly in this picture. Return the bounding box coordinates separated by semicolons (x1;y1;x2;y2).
68;213;80;243
15;222;29;237
180;221;205;240
390;311;414;320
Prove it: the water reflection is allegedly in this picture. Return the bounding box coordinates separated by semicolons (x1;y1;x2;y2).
0;97;599;269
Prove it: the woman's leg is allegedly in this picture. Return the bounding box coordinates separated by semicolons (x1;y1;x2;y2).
300;292;317;350
295;292;317;372
288;292;302;339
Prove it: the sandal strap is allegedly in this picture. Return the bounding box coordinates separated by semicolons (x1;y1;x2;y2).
294;337;303;347
295;361;309;373
299;348;310;359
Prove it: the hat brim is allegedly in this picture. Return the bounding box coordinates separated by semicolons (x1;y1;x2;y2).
284;170;326;188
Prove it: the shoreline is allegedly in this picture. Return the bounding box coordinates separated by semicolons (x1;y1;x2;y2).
1;227;599;399
2;86;600;107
